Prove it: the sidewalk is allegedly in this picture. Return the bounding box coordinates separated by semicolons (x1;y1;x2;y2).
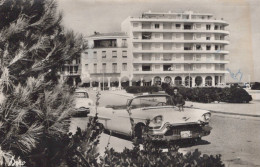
185;101;260;117
107;90;260;117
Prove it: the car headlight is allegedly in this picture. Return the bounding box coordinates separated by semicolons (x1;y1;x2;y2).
151;115;163;126
202;113;211;122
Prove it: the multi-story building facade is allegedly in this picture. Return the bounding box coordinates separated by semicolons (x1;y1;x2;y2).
81;11;229;89
81;32;132;89
60;57;81;86
121;10;229;87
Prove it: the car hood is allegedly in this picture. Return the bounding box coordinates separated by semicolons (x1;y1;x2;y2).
75;98;94;108
132;106;210;125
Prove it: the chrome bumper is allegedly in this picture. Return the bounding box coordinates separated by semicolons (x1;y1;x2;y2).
149;123;212;141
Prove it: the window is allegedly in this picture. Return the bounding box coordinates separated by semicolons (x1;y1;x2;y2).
85;64;88;71
112;63;117;72
176;33;181;38
176;44;181;49
175;24;181;29
122;63;127;71
142;65;151;71
102;51;106;58
215;45;219;50
196;45;202;50
93;51;97;58
206;24;211;30
76;58;81;64
93;64;97;73
133;44;139;48
155;24;160;29
142;32;152;39
196;24;201;29
155;54;160;60
184;24;192;30
206;55;211;60
176;54;181;59
122;39;127;47
206;64;211;69
122;51;127;58
155;33;160;38
195;55;201;61
206;36;211;40
155;65;160;70
133;23;138;27
155;44;160;48
102;63;106;71
112;51;117;58
206;45;211;50
163;65;172;71
176;65;181;70
94;39;116;48
196;34;201;38
195;64;201;70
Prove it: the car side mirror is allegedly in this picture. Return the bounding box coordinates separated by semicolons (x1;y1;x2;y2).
127;105;132;112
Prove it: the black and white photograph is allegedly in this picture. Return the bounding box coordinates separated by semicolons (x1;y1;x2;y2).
0;0;259;166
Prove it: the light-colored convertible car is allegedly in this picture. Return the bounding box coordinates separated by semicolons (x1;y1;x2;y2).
89;93;212;141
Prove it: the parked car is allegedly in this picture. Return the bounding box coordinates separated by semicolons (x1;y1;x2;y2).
89;94;212;141
71;89;94;117
215;83;230;88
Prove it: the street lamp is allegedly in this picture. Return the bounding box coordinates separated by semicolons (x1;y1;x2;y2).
188;63;191;88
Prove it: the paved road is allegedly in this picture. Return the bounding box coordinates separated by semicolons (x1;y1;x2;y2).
70;90;260;167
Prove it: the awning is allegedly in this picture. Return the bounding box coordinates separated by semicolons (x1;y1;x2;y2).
132;76;141;82
143;76;152;82
110;77;119;82
121;76;129;82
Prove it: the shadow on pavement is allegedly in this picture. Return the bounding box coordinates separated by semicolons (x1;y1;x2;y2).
103;130;210;148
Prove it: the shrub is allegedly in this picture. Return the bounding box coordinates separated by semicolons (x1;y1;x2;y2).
125;86;159;94
165;86;252;103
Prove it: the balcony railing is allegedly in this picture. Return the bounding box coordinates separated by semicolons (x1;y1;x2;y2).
61;71;80;76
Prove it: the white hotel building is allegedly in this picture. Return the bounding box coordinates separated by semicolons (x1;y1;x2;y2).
81;11;229;88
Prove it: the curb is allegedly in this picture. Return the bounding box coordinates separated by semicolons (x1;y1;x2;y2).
209;110;260;118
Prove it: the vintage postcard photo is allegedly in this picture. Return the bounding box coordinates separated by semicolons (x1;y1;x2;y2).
0;0;259;166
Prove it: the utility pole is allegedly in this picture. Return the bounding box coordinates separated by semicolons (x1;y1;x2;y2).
188;63;191;88
102;69;104;91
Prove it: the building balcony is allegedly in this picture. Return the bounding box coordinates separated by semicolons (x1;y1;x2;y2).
90;70;121;74
61;71;80;76
133;70;228;74
131;28;229;35
90;45;128;49
132;59;229;64
129;17;229;25
132;49;229;54
132;39;229;45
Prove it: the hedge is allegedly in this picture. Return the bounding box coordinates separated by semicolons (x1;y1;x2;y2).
125;86;159;94
165;86;252;103
251;82;260;90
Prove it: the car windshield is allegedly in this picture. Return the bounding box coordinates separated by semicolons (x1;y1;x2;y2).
130;95;173;109
75;92;89;98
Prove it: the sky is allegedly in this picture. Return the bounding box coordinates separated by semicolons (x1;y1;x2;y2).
56;0;260;82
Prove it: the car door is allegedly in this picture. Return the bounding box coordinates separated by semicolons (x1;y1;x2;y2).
108;109;132;136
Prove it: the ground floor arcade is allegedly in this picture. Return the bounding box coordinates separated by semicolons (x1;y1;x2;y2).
81;74;226;89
